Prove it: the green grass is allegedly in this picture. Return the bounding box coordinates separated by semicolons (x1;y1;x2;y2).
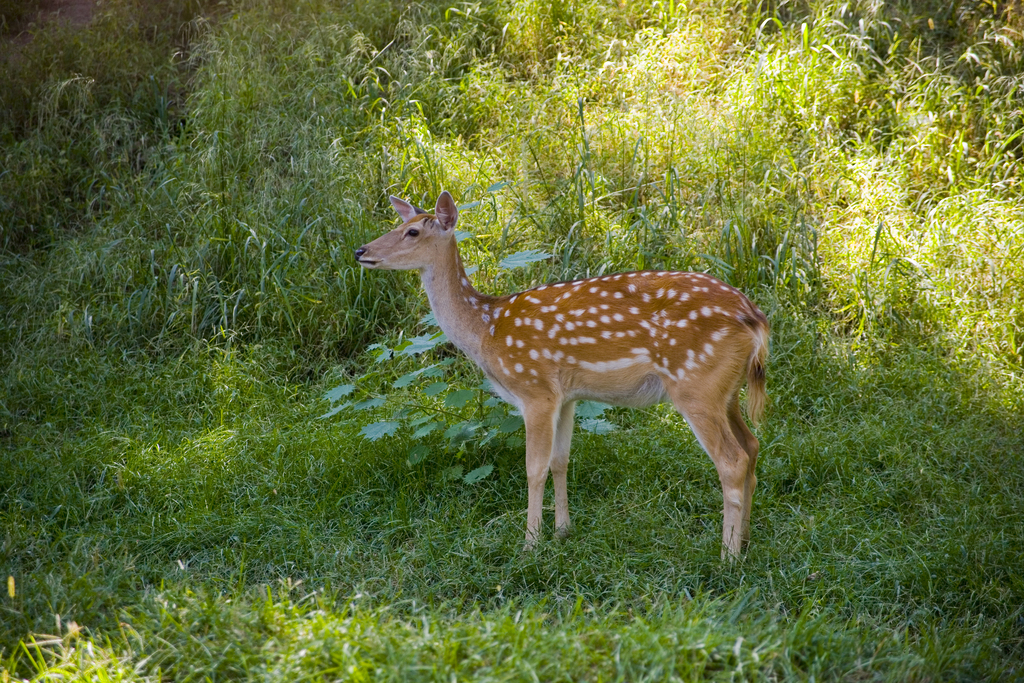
2;0;1023;679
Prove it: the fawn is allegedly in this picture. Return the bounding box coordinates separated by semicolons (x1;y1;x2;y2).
355;191;769;557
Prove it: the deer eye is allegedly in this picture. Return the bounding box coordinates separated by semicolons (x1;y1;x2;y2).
407;229;420;237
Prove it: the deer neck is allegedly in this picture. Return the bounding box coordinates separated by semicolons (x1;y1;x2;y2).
419;241;494;363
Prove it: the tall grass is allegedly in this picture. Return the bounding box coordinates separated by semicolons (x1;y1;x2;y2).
2;0;1023;679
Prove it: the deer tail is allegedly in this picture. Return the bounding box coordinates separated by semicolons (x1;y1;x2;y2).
742;308;769;427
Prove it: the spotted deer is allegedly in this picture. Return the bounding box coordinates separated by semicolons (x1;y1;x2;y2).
355;191;769;557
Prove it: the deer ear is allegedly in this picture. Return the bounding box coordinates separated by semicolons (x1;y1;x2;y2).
389;196;420;223
434;190;458;231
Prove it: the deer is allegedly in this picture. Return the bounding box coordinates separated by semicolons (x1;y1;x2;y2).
355;190;769;558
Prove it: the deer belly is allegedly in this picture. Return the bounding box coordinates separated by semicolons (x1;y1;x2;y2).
564;366;668;408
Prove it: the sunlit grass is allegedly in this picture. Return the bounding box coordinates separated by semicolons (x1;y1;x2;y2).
2;0;1023;679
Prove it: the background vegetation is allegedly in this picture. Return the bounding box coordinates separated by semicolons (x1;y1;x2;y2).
1;0;1022;679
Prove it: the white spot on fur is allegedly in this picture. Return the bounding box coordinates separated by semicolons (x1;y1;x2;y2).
514;363;524;373
529;349;539;360
580;356;646;372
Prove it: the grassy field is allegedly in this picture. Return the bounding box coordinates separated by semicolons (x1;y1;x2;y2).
2;0;1023;679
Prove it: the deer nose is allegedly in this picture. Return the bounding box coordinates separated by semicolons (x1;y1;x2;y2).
354;247;367;260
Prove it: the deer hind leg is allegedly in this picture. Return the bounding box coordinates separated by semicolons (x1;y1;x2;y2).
522;397;559;550
551;401;576;539
669;388;752;559
727;393;759;546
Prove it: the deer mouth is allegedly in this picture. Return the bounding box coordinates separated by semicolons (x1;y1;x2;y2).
356;258;380;267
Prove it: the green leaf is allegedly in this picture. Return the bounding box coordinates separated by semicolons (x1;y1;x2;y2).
445;421;480;445
579;418;618;434
352;397;385;411
498;249;552;270
455;230;472;242
458;201;481;210
505;435;524;448
397;332;447;356
318;402;351;420
420;312;438;328
323;384;355;403
423;382;448;397
412;421;444;439
498;416;524;433
576;401;609;419
486;181;510;193
463;464;494;484
367;343;393;363
442;465;464;481
483;396;503;408
444;389;477;408
420;364;448;379
392;370;421;388
407;444;430;465
361;421;400;441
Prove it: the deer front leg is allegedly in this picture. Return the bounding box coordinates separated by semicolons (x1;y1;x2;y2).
523;399;558;550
